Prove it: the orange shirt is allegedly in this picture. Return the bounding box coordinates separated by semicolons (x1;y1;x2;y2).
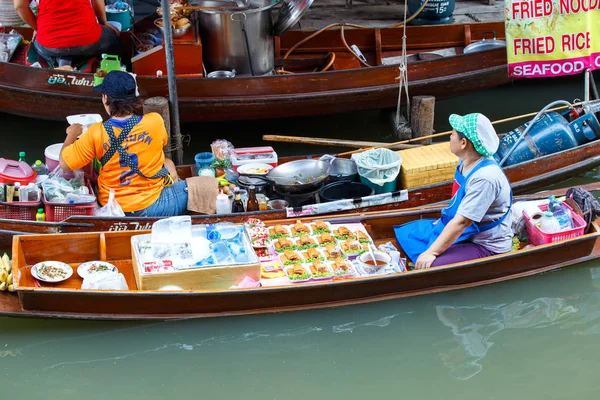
62;113;168;212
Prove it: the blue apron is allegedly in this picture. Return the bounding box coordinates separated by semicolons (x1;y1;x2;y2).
394;158;512;262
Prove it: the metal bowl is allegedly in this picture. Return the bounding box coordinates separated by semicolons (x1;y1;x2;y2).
154;18;191;39
207;70;236;78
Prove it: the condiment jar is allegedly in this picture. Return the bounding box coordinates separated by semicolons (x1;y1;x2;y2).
215;193;231;214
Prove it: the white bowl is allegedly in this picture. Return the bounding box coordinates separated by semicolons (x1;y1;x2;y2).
358;251;391;274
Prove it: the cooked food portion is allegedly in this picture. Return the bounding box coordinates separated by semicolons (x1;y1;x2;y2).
292;221;310;236
303;247;322;261
332;257;354;274
334;226;355;239
356;230;371;242
311;220;331;233
317;233;336;246
340;239;366;254
274;237;294;251
281;250;303;265
286;265;311;281
269;225;290;238
297;235;317;249
324;244;342;259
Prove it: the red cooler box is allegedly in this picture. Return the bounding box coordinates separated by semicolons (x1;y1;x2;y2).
231;146;278;172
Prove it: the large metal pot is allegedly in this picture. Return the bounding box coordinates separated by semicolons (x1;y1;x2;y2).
320;155;359;182
197;0;278;75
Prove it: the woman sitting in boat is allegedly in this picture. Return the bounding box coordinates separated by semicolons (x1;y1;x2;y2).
395;113;513;269
59;71;187;217
13;0;121;65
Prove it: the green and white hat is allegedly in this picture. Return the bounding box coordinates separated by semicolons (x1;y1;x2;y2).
449;113;499;157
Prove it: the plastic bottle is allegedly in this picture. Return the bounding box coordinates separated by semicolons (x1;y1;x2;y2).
210;241;234;264
215;192;231;214
31;160;48;176
539;211;561;233
36;208;46;222
246;185;259;212
547;196;573;230
18;152;27;163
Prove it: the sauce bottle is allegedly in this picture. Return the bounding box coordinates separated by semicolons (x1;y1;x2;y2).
36;208;46;222
231;189;245;213
246;185;259;212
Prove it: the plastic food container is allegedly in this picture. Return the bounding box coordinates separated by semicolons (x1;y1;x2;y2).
0;158;37;185
231;146;278;171
284;264;312;283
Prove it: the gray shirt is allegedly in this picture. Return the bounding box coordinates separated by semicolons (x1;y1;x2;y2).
456;157;513;254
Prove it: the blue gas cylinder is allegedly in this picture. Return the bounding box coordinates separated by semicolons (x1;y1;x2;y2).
407;0;455;25
494;111;600;166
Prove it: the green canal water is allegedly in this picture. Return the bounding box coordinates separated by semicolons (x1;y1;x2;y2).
1;74;600;398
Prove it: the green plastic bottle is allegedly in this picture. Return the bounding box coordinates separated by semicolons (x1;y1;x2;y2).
35;208;46;222
18;152;27;163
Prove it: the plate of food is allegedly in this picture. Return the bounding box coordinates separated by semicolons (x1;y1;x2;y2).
302;247;325;263
333;225;356;241
77;261;118;279
237;163;274;175
268;224;291;239
310;220;331;234
295;235;318;250
340;239;369;256
285;264;312;283
273;237;296;253
308;260;333;281
290;220;312;237
316;232;337;247
331;257;357;277
31;261;73;283
279;249;304;265
323;244;344;260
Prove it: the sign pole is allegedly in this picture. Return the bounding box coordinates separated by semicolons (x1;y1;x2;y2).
585;69;590;103
160;0;184;165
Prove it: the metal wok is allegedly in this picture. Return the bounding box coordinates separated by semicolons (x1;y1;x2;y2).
241;159;331;194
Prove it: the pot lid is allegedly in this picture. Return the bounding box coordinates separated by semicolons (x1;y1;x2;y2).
464;39;506;54
238;175;269;186
274;0;314;36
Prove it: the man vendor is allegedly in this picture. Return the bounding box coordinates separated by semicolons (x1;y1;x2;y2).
59;71;188;217
395;113;512;269
14;0;121;65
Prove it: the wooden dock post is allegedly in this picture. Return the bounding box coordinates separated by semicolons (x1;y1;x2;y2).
410;95;435;145
143;96;172;159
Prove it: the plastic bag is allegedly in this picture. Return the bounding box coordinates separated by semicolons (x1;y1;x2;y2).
42;167;88;203
81;271;129;290
94;189;125;217
351;148;402;186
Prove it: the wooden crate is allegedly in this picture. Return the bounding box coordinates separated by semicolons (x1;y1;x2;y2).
397;142;458;189
131;235;260;291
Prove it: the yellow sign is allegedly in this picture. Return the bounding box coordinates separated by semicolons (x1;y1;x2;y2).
505;0;600;77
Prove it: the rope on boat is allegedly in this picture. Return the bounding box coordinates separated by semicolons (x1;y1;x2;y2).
394;0;411;132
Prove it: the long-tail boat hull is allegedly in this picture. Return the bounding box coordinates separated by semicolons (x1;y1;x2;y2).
1;188;599;320
0;140;598;248
0;22;508;121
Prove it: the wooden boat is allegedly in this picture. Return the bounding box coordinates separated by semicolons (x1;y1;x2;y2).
0;21;508;122
0;139;599;249
1;184;599;320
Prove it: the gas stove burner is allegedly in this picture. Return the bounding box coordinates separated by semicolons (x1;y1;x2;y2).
273;186;321;208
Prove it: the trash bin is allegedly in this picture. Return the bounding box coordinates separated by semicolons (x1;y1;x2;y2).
351;148;402;194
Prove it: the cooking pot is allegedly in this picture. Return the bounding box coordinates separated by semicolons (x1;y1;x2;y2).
241;159;331;194
464;31;506;54
320;154;358;182
196;0;279;75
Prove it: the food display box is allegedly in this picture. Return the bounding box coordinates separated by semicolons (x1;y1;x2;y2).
230;146;278;171
396;142;458;189
130;230;261;291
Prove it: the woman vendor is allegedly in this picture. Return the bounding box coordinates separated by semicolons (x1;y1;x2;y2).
395;113;512;269
14;0;121;65
59;71;187;217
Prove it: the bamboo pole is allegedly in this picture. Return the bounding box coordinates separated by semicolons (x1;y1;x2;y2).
262;135;420;149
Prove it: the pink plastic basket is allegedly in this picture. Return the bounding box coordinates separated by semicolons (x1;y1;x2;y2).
42;182;96;222
0;201;41;221
524;203;586;245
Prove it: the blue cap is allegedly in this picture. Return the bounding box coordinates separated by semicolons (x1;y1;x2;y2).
93;71;137;100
